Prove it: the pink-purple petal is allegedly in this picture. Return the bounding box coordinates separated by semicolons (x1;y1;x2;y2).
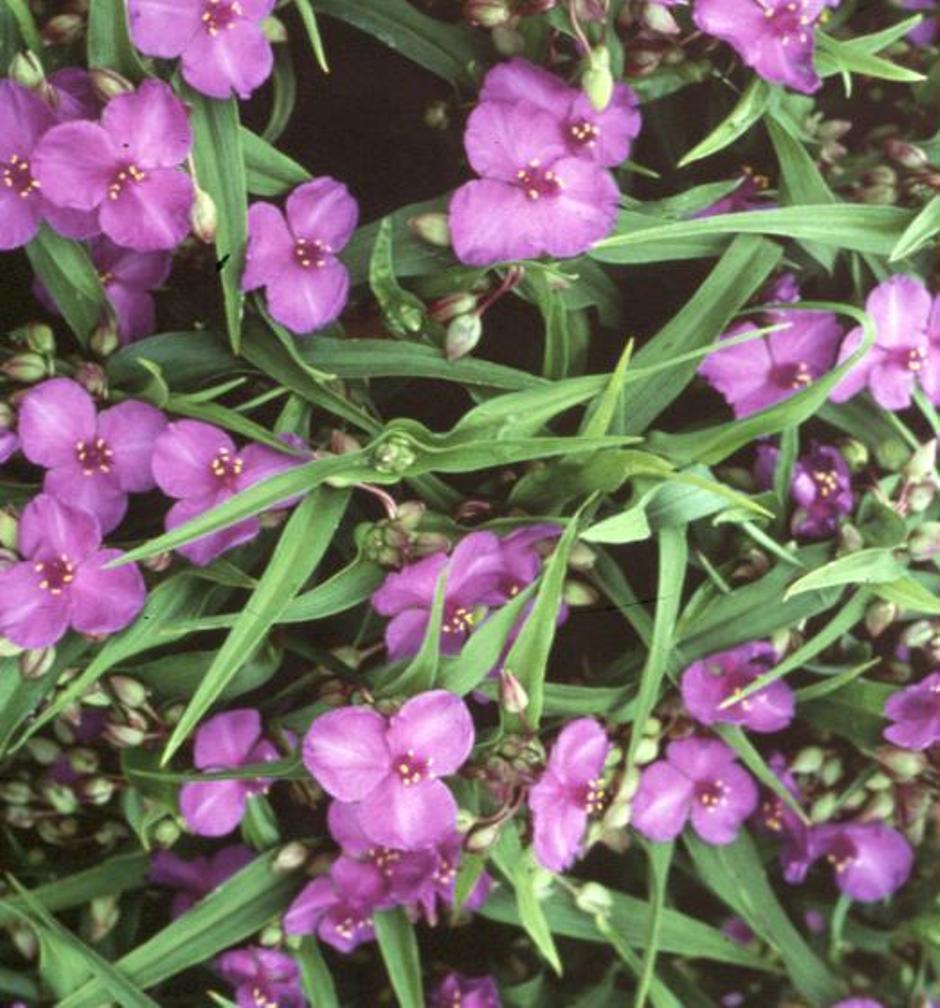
548;717;611;785
463;101;566;182
99;168;194;251
0;560;71;648
179;779;248;837
302;706;391;801
18;378;97;467
166;496;260;567
386;691;474;777
152;420;235;499
0;188;41;250
127;0;202;58
43;465;127;535
180;20;274;100
263;256;350;334
33;121;118;211
358;775;457;850
19;493;102;562
101;79;193;168
285;178;359;249
631;761;694;842
98;400;167;492
242;202;294;291
68;548;146;635
194;709;263;769
689;763;757;844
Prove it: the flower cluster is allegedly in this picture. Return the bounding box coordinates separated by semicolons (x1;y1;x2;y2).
449;58;638;266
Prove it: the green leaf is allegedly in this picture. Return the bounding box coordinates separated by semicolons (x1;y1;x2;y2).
186;89;248;353
3;0;41;51
678;78;774;167
890;194;940;262
25;225;107;347
293;0;330;72
685;833;844;1004
309;0;490;85
296;937;339;1008
783;549;906;599
262;46;298;144
873;574;940;615
816;30;926;84
491;826;562;975
374;908;425;1008
59;852;300;1007
634;841;674;1008
369;216;428;336
86;0;146;78
241;127;311;196
714;725;807;823
161;487;348;763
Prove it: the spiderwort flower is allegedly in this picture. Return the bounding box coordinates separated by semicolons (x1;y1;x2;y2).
497;523;562;596
757;754;814;883
449;100;620;266
790;443;854;539
242;177;358;335
831;275;932;411
49;68;101;123
699;306;842;417
811;821;913;902
693;0;828;93
919;291;940;405
372;531;508;661
88;236;172;343
0;494;146;648
150;419;304;566
303;691;474;850
179;709;279;837
528;718;611;872
128;0;275;100
431;972;503;1008
149;844;253;917
18;377;166;534
883;671;940;750
681;642;795;733
479;58;641;168
631;738;758;844
0;80;98;251
32;79;194;251
216;946;305;1008
283;857;387;952
830;1000;884;1008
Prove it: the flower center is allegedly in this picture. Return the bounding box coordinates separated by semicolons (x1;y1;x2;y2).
433;856;456;886
202;0;243;34
515;159;563;201
569;119;600;148
75;436;113;476
209;445;244;485
442;605;477;635
250;988;277;1008
825;835;857;873
107;163;147;201
394;748;431;786
811;467;839;498
696;778;729;811
368;846;401;876
334;913;371;941
901;346;927;372
761;797;785;832
33;555;76;595
580;776;608;814
774;360;813;389
293;237;329;269
2;153;40;199
757;0;812;45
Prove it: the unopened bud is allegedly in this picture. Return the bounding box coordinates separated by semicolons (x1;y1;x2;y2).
0;508;18;552
41;13;85;46
261;14;288;43
19;646;55;680
42;782;79;815
90;316;120;358
491;23;525;55
2;352;48;383
499;669;529;713
103;723;146;748
23;322;55;356
641;2;680;33
633;737;658;766
273;841;308;872
876;745;927;781
5;805;36;829
562;579;598;607
907;482;936;513
89;895;120;942
9;51;46;91
190;186;218;244
908;522;940;562
465;821;503;854
11;923;38;959
152;818;182;847
582;48;614;111
602;798;632;829
94;821;129;846
407;212;451;248
904;439;937;481
790;746;825;774
89;67;135;102
575;882;613;916
566;540;597;572
141;551;173;572
68;747;99;774
24;737;60;765
372;433;417;475
411;531;452;557
884;138;928;171
259;923;283;947
837;522;864;553
820;756;842;787
424;100;450;130
809;793;838;823
445;313;483;361
860;790;894;822
0;401;13;431
109;675;148;709
429;292;478;325
865;599;898;637
463;0;513;27
80;776;116;805
839;438;869;472
0;781;32;804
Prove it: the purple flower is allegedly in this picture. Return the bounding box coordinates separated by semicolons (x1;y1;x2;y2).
449;100;620;267
0;494;146;648
412;830;492;923
479;58;641;168
0;80;98;251
150;419;303;566
498;523;563;595
129;0;275;100
149;844;253;917
699;306;842;417
33;79;194;252
631;737;758;844
283;857;387;953
695;171;776;218
830;1000;884;1008
790;443;854;539
528;718;611;872
883;671;940;750
752;441;779;491
372;531;508;661
721;916;756;944
216;946;304;1008
302;691;474;850
242;177;358;335
681;642;795;733
831;275;931;411
757;754;814;883
901;0;939;45
693;0;827;93
179;709;279;837
812;821;913;902
920;291;940;405
49;68;102;123
431;972;502;1008
18;378;166;534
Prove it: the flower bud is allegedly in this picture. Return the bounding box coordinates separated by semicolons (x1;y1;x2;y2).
819;756;842;787
0;781;32;804
19;646;55;680
445;313;483;361
89;895;120;942
865;599;898;637
463;0;513;27
491;24;525;55
860;790;894;822
80;776;116;805
152;818;182;847
837;522;864;553
0;508;18;552
562;579;598;607
109;675;148;709
11;923;38;959
141;551;173;573
641;717;661;738
566;540;597;571
809;793;838;823
68;747;99;774
90;316;120;358
884;138;928;171
633;737;659;766
424;99;450;130
865;771;893;791
2;352;48;383
190;186;218;244
41;13;85;46
23;322;55;356
429;292;478;325
89;67;135;102
909;522;940;562
581;48;614;111
904;439;937;482
641;2;680;33
789;746;824;774
624;46;663;77
5;805;36;829
371;433;417;475
94;821;129;847
274;842;308;872
0;401;13;430
407;212;452;248
259;923;284;946
876;746;926;781
575;882;613;916
907;482;936;513
261;14;288;43
499;669;529;713
602;798;632;829
103;723;146;748
42;782;79;815
464;821;503;854
9;51;46;91
24;737;60;765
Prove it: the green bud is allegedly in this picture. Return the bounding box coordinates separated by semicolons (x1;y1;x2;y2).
261;14;288;43
2;352;48;383
562;579;598;607
809;792;838;823
909;522;940;562
68;747;99;774
865;771;893;791
0;401;13;430
884;138;928;170
463;0;513;27
42;782;79;815
424;100;450;130
24;737;60;765
0;781;32;804
642;716;661;737
72;361;108;398
274;842;308;872
190;186;218;243
465;821;503;854
445;313;483;361
89;895;120;942
23;322;54;356
90;316;120;358
839;438;869;472
11;922;38;959
429;292;478;324
9;51;46;91
499;669;528;713
0;508;18;552
789;746;824;775
109;675;148;709
907;483;935;513
89;67;135;102
903;439;937;482
152;818;182;847
407;211;451;247
865;599;898;638
575;882;613;916
581;48;614;111
860;790;894;822
875;745;926;781
837;522;864;553
41;13;84;46
602;798;631;830
80;777;115;805
875;437;911;471
820;756;842;787
371;433;417;475
103;723;146;748
19;646;55;680
492;24;525;55
259;923;284;947
841;789;866;811
5;805;36;829
633;737;659;766
566;540;597;572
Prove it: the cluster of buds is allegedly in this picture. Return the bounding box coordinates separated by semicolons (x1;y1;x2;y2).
1;322;55;385
356;500;451;567
462;0;557;31
898;619;940;666
616;1;699;78
802;112;853;171
851;134;940;206
466;733;545;808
